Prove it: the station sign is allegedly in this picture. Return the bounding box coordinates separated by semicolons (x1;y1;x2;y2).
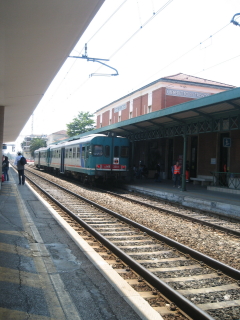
223;137;231;147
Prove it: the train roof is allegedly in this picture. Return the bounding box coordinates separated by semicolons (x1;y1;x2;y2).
34;146;49;152
49;134;128;149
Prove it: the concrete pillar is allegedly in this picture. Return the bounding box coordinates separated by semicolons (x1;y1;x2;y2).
0;106;5;190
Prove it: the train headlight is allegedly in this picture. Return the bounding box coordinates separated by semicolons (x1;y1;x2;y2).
121;165;126;170
96;164;102;169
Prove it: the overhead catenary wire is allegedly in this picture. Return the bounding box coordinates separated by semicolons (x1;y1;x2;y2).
193;53;240;76
135;21;232;89
67;0;174;99
44;2;239;118
46;0;128;102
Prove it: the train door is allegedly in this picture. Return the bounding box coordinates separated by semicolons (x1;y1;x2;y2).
219;133;229;172
47;149;50;167
190;136;198;178
38;152;40;168
60;148;65;173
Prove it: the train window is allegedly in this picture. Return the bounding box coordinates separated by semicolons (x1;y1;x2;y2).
121;146;129;158
114;146;119;157
58;150;61;158
105;145;110;157
73;147;76;158
65;149;69;158
93;145;103;156
69;148;72;158
77;147;80;158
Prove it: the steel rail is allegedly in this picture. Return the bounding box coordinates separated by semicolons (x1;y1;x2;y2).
106;190;240;237
25;169;240;280
25;173;216;320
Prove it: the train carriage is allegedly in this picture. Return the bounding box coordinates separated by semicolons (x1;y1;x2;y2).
34;134;129;182
34;146;50;169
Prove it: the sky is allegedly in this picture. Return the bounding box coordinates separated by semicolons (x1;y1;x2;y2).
16;0;240;145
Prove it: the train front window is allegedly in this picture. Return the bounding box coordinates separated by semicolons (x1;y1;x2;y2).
105;145;110;157
121;146;129;158
114;146;119;157
93;145;103;156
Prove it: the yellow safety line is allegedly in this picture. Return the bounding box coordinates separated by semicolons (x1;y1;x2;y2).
0;243;32;257
0;230;25;237
0;266;40;288
0;307;56;320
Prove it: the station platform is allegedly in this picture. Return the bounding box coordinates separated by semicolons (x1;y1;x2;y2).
124;178;240;220
0;167;163;320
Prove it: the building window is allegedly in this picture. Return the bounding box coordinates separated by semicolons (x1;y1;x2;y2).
129;112;132;119
148;105;152;113
109;119;111;125
118;115;121;122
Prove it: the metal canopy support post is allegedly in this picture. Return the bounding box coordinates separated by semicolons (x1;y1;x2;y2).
181;132;187;191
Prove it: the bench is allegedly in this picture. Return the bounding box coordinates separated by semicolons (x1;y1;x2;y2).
190;175;213;186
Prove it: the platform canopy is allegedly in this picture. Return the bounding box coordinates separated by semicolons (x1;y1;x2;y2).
0;0;104;143
75;86;240;141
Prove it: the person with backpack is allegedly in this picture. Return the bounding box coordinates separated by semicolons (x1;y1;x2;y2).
14;152;26;185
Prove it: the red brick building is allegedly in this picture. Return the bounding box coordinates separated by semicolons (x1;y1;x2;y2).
95;73;235;129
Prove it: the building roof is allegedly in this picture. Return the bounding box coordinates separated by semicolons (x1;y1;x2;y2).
49;130;68;135
163;73;236;88
95;73;235;113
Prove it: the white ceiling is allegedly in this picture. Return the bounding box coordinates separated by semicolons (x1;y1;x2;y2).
0;0;104;143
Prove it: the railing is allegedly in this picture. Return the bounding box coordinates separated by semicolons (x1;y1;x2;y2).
211;172;240;189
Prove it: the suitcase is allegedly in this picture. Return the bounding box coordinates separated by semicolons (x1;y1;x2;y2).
2;174;5;182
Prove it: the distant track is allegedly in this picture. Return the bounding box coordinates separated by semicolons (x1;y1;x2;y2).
106;190;240;237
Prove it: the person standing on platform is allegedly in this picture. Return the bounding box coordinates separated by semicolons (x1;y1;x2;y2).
155;162;161;182
2;156;9;181
14;152;25;185
173;161;181;188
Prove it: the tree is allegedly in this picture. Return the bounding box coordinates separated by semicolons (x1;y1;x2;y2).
29;138;46;157
66;111;95;137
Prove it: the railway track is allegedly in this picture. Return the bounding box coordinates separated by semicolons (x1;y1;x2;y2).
20;167;240;320
106;190;240;237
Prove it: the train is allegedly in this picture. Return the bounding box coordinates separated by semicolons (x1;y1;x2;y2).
34;134;130;182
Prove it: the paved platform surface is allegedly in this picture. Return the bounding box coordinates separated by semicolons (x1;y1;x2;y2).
0;168;163;320
124;178;240;219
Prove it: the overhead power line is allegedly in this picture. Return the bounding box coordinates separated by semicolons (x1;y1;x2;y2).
194;53;240;76
67;0;174;99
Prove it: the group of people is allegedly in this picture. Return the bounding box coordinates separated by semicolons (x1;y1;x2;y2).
2;152;26;185
133;161;189;188
133;164;149;179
